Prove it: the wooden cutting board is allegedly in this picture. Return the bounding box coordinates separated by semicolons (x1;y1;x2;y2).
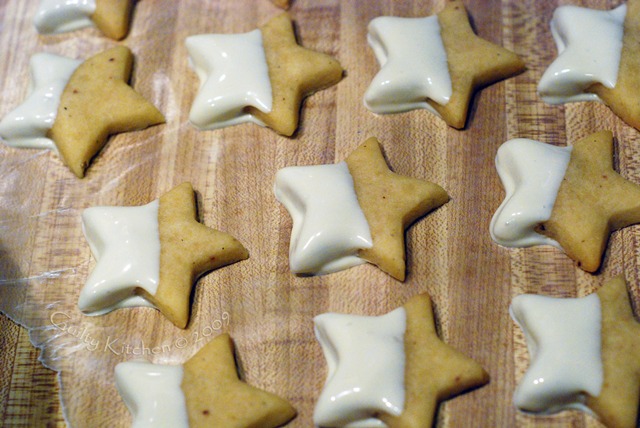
0;0;637;427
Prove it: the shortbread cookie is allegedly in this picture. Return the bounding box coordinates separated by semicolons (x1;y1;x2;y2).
275;137;449;280
34;0;133;40
248;13;342;136
365;1;525;129
490;131;640;272
0;46;164;178
50;46;165;178
186;13;342;136
346;138;450;280
314;293;489;427
538;1;640;131
510;276;640;428
538;131;640;272
80;182;249;329
116;334;297;428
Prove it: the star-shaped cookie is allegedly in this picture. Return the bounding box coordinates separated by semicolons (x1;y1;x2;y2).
538;130;640;272
80;182;248;328
247;13;343;136
345;137;449;281
511;276;640;428
187;13;342;136
365;1;525;129
34;0;133;40
48;46;165;178
275;137;448;280
116;334;297;428
314;293;489;426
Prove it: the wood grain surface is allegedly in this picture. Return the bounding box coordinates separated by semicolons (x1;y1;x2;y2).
0;0;637;427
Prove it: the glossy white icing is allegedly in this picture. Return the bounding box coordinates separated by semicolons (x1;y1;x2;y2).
186;29;272;130
490;138;572;248
79;200;161;315
364;15;451;115
510;293;603;414
274;162;373;275
34;0;97;35
538;4;626;104
314;307;406;427
0;53;81;150
115;361;189;428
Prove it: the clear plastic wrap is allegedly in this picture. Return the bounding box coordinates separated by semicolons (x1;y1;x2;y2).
0;1;332;425
3;1;639;427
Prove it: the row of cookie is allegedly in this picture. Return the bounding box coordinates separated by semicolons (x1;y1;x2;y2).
35;0;638;133
76;139;443;331
0;11;341;178
111;277;639;428
32;0;290;40
5;2;636;180
79;128;640;325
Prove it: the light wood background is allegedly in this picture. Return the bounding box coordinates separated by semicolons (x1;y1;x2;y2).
0;0;638;427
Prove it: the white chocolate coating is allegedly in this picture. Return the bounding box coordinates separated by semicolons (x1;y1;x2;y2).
510;293;603;414
364;15;451;115
79;200;161;315
0;53;81;150
490;138;572;248
34;0;97;34
538;4;626;104
314;307;406;427
186;29;272;130
274;162;372;275
115;361;189;428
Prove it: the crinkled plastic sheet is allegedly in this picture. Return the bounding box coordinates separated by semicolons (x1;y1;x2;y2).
0;1;264;426
0;116;198;427
1;0;407;426
0;107;232;425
